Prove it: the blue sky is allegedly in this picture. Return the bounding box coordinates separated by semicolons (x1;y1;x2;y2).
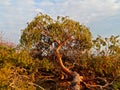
0;0;120;44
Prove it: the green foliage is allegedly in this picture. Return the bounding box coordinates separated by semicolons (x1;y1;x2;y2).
0;12;120;89
113;77;120;90
0;44;37;90
20;13;53;48
19;13;120;89
20;13;92;52
92;35;120;56
90;36;120;77
89;56;118;77
39;58;54;71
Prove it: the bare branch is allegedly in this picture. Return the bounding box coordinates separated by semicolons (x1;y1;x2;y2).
28;82;45;90
83;76;120;89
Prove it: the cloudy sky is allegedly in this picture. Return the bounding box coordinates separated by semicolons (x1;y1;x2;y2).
0;0;120;44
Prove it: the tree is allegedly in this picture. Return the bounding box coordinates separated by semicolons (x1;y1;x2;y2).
20;13;92;89
92;35;120;56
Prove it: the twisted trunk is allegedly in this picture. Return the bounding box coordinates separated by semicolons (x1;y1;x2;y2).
56;44;73;77
55;39;83;90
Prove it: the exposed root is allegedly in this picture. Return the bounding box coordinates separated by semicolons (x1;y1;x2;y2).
82;76;119;90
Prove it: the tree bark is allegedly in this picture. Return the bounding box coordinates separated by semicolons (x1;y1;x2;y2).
55;39;83;90
56;45;73;77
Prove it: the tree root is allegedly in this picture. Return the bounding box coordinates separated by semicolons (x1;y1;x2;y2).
82;76;119;90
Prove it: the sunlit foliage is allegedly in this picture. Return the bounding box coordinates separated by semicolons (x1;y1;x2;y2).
0;13;120;89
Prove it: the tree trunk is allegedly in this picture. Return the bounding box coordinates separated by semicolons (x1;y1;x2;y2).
55;43;83;90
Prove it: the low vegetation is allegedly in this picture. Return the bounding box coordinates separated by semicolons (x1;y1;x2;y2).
0;13;120;90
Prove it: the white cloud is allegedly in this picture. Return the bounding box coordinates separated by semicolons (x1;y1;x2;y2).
0;0;11;5
35;0;120;23
0;0;120;43
0;0;37;43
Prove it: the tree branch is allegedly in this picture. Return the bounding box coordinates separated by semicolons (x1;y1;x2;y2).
55;37;73;77
83;76;119;89
28;82;45;90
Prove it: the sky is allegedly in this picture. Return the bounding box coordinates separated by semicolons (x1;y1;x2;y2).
0;0;120;44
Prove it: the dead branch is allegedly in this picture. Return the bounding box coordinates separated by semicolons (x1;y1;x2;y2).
28;82;45;90
83;76;119;89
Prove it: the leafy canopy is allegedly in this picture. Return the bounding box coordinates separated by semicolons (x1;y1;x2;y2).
20;13;92;57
